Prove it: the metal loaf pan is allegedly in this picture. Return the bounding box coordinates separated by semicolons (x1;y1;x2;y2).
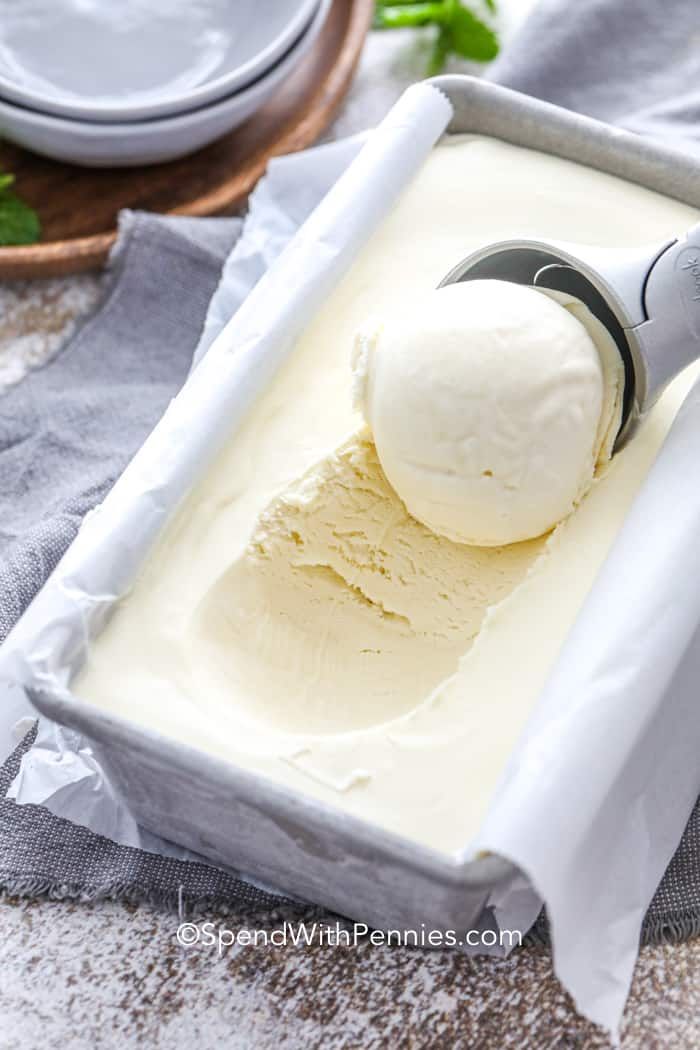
30;76;700;932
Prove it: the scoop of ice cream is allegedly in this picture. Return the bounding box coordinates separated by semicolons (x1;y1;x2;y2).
352;279;623;547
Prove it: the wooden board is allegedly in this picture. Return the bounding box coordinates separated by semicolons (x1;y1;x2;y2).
0;0;373;280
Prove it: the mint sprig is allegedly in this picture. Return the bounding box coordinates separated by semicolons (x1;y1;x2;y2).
374;0;499;75
0;170;40;246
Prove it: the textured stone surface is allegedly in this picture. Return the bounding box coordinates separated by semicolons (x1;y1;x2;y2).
2;895;700;1049
3;17;700;1050
0;273;101;391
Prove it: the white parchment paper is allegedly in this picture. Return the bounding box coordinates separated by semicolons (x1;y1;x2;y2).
3;81;700;1039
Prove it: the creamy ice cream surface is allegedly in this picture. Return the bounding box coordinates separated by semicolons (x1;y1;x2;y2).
74;136;699;854
352;279;624;546
190;434;542;735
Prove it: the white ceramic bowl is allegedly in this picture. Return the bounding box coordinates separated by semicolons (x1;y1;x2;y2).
0;0;330;167
0;0;320;123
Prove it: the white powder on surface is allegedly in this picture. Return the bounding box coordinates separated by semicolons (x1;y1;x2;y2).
0;274;102;392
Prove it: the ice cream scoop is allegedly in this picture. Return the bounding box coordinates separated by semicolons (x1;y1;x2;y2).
440;224;700;448
353;280;623;547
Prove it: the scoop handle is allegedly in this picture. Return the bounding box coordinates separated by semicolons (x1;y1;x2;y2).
638;222;700;405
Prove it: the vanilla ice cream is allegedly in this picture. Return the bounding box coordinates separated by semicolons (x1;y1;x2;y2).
74;136;699;854
191;434;541;734
352;279;624;546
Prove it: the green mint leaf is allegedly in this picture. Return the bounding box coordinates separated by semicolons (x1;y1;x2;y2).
445;2;499;61
426;25;451;75
373;0;499;72
374;2;446;29
0;190;41;246
0;172;15;192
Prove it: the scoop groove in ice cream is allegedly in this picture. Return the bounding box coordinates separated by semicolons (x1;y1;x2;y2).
190;435;542;734
352;279;624;546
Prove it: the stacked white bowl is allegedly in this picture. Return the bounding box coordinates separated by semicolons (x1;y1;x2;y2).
0;0;330;166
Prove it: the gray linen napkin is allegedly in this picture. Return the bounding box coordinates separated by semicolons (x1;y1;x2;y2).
488;0;700;145
0;210;241;640
5;0;700;940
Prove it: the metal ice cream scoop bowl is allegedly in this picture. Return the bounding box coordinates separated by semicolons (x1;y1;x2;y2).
439;224;700;449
